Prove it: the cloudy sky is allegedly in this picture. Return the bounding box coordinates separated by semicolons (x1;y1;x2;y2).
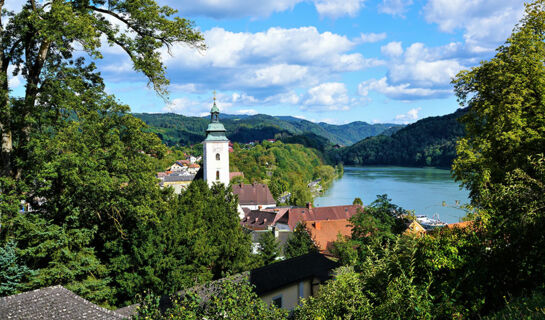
11;0;528;124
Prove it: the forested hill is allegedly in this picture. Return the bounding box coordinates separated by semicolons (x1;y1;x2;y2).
134;113;402;146
330;108;468;167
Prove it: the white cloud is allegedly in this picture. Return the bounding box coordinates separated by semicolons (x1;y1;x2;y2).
388;42;464;87
364;41;467;100
153;26;381;105
381;41;403;57
163;0;365;19
304;82;351;110
378;0;413;17
358;77;451;100
313;0;366;19
163;97;210;116
238;64;309;88
360;32;387;43
423;0;525;53
7;66;23;89
394;107;421;124
234;109;258;115
162;0;302;19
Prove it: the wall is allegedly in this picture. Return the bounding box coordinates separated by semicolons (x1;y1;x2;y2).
259;277;316;310
203;140;229;186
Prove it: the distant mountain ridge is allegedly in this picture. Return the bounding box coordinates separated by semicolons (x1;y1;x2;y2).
133;112;403;146
330;108;468;167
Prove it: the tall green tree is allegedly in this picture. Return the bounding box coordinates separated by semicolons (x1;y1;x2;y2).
284;223;318;259
452;0;545;203
451;0;545;312
0;0;204;178
257;231;280;266
0;240;34;296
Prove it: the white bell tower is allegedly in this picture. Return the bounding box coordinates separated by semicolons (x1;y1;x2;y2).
203;93;230;187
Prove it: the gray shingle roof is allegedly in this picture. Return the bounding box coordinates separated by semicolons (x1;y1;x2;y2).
0;285;127;319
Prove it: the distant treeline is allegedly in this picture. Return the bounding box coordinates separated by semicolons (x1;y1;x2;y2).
134;113;401;146
329;108;468;167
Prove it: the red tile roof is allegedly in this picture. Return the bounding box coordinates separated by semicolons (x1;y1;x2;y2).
229;172;244;180
232;183;276;206
304;219;352;253
445;221;474;229
288;204;362;230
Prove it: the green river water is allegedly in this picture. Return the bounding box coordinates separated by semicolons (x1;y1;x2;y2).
314;166;470;224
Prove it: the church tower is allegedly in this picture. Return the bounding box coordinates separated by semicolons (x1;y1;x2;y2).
203;94;230;187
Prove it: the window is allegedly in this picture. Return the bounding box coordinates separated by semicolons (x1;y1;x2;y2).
272;295;282;308
216;153;220;161
298;281;304;301
216;170;220;180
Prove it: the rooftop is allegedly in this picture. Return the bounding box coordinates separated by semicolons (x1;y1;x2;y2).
249;252;339;295
232;183;276;206
0;285;126;320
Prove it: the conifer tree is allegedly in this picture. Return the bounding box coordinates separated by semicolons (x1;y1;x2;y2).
257;231;280;266
284;223;318;259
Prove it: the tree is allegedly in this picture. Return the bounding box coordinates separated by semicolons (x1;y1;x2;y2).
452;0;545;203
0;0;204;178
293;266;372;320
284;223;318;259
353;197;363;206
452;1;545;310
257;231;280;266
0;240;34;296
134;276;288;320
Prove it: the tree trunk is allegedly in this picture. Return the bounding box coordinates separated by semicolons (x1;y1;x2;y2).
0;0;13;177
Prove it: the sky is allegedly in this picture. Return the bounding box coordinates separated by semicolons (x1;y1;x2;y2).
9;0;528;124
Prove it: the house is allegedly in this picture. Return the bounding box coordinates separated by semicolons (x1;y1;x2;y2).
0;285;127;319
187;163;200;175
160;173;196;194
287;203;361;230
403;220;427;236
241;207;292;254
304;219;352;253
109;253;339;317
232;183;276;218
250;252;339;310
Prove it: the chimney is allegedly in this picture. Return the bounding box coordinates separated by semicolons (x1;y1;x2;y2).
306;202;312;209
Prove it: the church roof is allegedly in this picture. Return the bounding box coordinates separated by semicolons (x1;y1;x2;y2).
0;285;126;319
211;101;220;114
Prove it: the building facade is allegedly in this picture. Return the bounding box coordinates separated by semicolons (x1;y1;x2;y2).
203;96;230;187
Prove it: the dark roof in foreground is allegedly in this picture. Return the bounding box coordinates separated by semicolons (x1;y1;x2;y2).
0;285;126;320
250;252;339;295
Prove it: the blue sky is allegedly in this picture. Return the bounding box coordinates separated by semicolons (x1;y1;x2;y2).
9;0;528;124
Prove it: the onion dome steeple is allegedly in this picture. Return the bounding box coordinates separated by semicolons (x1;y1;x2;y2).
205;91;228;141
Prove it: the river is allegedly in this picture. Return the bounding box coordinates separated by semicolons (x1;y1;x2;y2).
315;166;470;224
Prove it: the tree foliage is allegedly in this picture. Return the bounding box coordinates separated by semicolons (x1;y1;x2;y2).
332;109;467;167
452;1;545;203
257;231;280;266
283;223;318;259
134;276;287;320
0;240;34;296
0;0;204;178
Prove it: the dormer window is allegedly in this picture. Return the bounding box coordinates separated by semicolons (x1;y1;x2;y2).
216;153;220;161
